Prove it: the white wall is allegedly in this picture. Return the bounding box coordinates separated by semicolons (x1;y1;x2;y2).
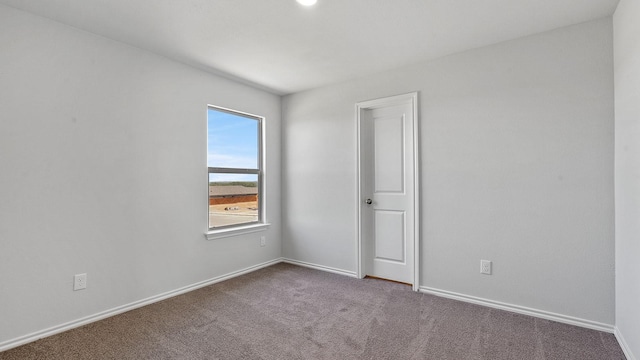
0;4;281;346
614;0;640;358
283;18;615;325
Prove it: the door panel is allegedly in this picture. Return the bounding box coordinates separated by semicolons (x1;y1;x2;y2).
374;115;405;193
374;210;406;263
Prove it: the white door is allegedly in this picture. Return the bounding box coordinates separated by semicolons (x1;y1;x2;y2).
358;93;419;289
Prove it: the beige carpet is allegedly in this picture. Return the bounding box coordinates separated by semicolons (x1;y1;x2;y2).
0;263;626;359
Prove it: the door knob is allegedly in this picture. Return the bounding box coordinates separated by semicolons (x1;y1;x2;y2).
365;199;372;205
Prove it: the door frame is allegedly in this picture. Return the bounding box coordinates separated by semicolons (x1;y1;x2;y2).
356;92;420;291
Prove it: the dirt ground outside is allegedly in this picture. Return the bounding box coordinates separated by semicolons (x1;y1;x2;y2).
209;201;258;227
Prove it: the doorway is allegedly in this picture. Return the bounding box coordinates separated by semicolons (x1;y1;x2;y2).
357;92;419;291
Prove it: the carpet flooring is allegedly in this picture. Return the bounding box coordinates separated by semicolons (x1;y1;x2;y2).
0;263;626;359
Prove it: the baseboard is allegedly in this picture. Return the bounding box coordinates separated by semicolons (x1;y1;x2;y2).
0;258;282;352
280;263;616;335
282;258;357;278
615;326;637;360
419;286;615;333
2;260;621;354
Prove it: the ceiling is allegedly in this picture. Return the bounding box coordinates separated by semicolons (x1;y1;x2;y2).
0;0;620;94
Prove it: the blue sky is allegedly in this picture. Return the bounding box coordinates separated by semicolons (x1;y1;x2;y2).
207;108;259;182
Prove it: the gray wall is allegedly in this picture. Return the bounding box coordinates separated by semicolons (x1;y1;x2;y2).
614;0;640;358
0;1;624;350
283;18;615;325
0;5;281;345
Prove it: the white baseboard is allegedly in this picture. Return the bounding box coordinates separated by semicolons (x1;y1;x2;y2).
2;259;624;355
0;258;282;353
615;326;636;360
282;258;357;278
419;286;615;333
279;262;618;336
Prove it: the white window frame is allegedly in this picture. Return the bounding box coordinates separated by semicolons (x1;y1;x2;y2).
205;105;269;240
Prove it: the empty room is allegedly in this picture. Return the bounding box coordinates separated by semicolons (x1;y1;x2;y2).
0;0;638;359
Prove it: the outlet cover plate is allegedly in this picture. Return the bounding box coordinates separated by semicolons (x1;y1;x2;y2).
480;260;492;275
74;273;87;290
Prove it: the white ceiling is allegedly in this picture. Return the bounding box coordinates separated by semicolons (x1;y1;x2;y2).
0;0;620;94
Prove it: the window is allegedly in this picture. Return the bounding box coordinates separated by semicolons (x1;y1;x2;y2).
207;106;263;231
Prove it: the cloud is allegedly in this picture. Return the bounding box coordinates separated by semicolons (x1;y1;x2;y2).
208;173;257;182
207;152;258;169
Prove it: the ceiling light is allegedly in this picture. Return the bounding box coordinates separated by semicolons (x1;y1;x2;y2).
297;0;317;6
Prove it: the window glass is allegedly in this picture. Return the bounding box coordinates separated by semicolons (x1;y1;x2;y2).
207;109;259;169
208;107;262;229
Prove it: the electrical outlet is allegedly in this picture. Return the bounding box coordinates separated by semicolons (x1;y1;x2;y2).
480;260;492;275
74;273;87;290
260;236;266;247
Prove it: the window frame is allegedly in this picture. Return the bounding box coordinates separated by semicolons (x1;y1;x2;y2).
205;105;268;239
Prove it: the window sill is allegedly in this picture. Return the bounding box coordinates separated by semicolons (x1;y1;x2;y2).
205;223;270;240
